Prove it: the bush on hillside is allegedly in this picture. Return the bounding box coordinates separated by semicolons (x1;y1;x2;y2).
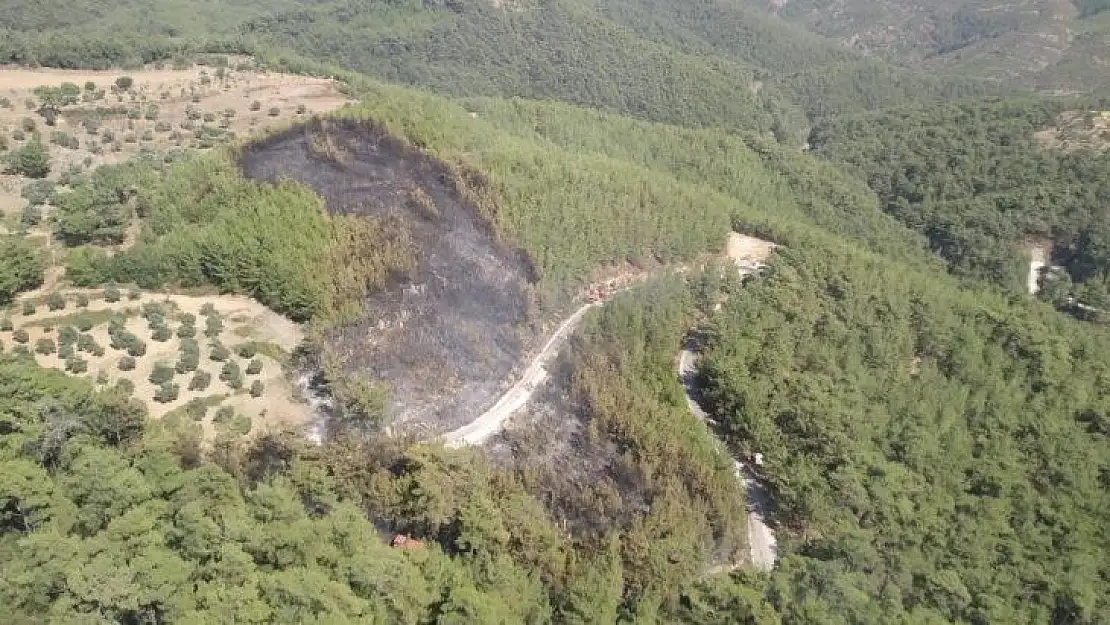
5;138;50;178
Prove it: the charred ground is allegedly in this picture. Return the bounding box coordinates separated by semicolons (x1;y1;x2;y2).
239;118;536;433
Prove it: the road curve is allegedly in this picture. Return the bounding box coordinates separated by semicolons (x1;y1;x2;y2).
679;347;777;571
442;302;600;447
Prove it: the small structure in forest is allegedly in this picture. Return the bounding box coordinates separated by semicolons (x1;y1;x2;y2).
390;534;426;550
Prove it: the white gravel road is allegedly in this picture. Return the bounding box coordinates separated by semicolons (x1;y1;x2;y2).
441;302;600;446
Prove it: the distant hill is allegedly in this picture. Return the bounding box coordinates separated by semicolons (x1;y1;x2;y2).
744;0;1110;93
0;0;1003;140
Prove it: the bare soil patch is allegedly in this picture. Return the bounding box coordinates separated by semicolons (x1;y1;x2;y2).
239;118;536;433
0;289;312;440
1034;109;1110;152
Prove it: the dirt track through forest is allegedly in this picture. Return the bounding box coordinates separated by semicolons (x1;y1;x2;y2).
442;302;599;446
679;347;777;571
441;233;779;570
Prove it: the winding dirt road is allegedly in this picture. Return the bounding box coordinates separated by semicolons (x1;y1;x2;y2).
679;348;777;571
440;233;778;570
442;302;600;446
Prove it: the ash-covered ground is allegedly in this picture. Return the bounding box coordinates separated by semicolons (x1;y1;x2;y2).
240;118;536;433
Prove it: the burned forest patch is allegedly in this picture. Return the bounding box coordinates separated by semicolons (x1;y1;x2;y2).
239;118;536;433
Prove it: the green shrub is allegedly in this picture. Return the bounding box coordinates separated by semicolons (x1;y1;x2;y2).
58;164;83;187
75;317;94;332
58;343;75;360
149;362;175;385
245;358;263;375
229;413;252;436
114;378;134;394
236;343;257;359
95;369;108;384
153;382;179;403
141;130;153;142
49;131;78;149
21;179;56;206
249;101;261;111
176;323;196;339
0;318;11;331
65;357;87;373
20;118;35;133
267;107;280;117
75;293;89;308
141;302;164;320
213;405;233;424
11;130;25;141
58;326;78;345
188;370;212;391
204;315;223;338
6;138;50;178
249;379;264;397
200;303;217;316
104;287;121;302
34;337;55;355
184;398;208;421
115;76;133;90
143;105;159;120
11;345;31;358
127;340;146;357
154;121;172;133
219;360;242;389
175;350;199;374
178;313;196;325
20;301;35;316
76;333;98;352
20;204;42;227
296;103;307;115
151;325;172;342
118;355;136;371
127;289;141;301
44;292;66;311
12;329;28;344
109;330;132;350
209;343;229;362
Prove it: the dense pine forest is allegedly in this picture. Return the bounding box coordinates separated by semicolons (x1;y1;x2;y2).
2;0;1110;623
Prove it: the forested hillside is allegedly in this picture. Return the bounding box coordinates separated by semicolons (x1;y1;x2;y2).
0;0;1003;138
3;0;1110;622
698;243;1110;623
810;97;1110;306
746;0;1110;94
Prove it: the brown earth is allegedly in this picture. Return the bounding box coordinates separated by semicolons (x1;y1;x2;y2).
0;289;312;440
1034;109;1110;152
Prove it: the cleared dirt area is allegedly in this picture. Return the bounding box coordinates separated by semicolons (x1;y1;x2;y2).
240;118;536;433
0;60;353;237
0;288;313;440
1034;109;1110;152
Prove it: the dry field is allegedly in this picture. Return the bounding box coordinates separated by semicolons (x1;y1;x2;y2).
0;59;354;235
0;287;315;441
1033;109;1110;152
